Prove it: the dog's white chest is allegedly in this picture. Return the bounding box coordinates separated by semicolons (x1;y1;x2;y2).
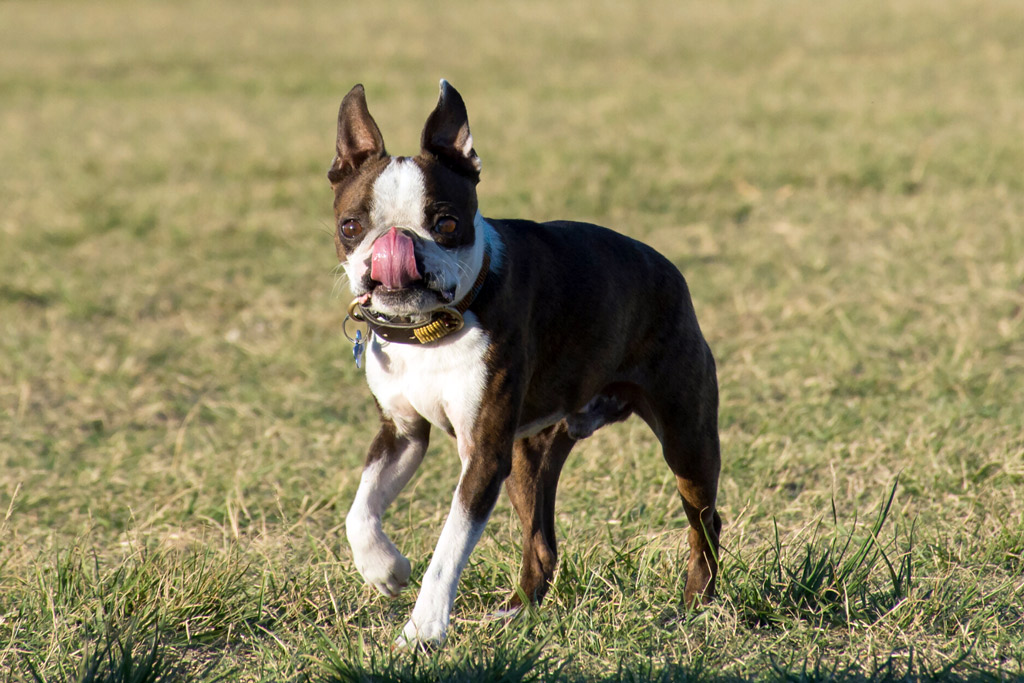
364;316;490;438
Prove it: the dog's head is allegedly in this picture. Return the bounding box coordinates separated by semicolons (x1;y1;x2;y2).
328;80;484;319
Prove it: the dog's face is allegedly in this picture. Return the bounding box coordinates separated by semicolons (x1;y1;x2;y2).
329;82;484;318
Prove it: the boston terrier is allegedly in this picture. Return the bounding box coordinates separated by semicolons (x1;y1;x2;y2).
329;81;721;647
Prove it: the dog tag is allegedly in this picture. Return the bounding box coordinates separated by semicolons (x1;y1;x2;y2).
352;329;365;369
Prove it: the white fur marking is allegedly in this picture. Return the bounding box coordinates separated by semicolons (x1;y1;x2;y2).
371;158;426;232
346;441;425;596
479;214;505;273
366;313;490;437
396;493;486;647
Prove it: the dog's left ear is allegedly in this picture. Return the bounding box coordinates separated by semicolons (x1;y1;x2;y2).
421;79;482;182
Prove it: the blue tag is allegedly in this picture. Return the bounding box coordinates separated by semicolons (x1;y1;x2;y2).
352;329;365;369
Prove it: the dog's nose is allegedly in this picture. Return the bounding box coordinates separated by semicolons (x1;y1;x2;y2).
371;227;421;289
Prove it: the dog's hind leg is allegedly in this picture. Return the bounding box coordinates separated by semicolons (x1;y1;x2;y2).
666;423;722;607
503;421;577;611
346;414;430;598
641;351;722;608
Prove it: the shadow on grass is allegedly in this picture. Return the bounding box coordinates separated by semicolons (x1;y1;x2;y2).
19;634;1014;683
315;643;1014;683
17;621;228;683
21;626;186;683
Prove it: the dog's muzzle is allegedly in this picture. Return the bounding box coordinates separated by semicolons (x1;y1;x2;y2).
346;248;491;347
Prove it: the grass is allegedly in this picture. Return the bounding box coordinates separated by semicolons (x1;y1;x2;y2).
1;0;1023;680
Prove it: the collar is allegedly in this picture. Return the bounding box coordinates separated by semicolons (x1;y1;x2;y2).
347;248;491;345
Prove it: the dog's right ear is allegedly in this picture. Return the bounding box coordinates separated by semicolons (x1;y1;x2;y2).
328;84;386;187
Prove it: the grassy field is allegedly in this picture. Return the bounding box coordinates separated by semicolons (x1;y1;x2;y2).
2;0;1023;680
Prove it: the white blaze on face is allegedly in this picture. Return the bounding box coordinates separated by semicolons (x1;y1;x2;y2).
371;158;427;233
342;158;428;289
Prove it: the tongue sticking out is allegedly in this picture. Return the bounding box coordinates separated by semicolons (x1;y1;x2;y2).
370;227;421;290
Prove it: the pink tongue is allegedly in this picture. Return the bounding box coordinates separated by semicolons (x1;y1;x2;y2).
370;227;421;289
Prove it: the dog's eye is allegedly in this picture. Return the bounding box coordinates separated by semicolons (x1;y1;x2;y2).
340;219;363;239
434;217;458;235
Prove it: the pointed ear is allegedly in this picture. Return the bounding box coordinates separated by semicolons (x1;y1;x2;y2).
420;79;482;181
328;84;386;186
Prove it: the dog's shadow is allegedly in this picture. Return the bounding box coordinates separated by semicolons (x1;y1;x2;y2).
315;640;993;683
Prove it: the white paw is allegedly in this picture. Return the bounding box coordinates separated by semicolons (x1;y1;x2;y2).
394;618;447;650
350;536;411;597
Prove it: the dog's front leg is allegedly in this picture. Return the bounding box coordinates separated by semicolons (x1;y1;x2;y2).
346;415;430;597
397;410;516;648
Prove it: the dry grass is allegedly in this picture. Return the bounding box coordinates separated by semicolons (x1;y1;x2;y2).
1;0;1022;680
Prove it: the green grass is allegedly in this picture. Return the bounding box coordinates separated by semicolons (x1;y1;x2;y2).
1;0;1023;680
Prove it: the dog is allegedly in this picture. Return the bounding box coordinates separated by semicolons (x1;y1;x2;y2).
329;80;721;648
